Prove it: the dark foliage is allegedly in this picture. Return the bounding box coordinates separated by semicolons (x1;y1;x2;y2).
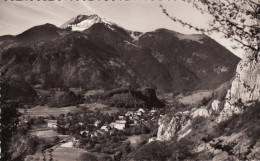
1;103;21;161
47;90;83;107
102;87;165;109
77;152;98;161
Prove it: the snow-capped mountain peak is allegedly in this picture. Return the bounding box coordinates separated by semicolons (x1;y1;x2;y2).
60;14;143;40
61;14;113;31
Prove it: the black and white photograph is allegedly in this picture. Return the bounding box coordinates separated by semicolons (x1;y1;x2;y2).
0;0;259;160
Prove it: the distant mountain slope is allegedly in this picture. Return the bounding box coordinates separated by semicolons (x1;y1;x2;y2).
138;29;239;91
0;14;240;92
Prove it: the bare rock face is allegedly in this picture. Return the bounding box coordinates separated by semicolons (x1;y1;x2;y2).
191;107;210;118
157;111;190;141
211;100;220;112
157;115;178;141
229;58;260;104
217;57;260;122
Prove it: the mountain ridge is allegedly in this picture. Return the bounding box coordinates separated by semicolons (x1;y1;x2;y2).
0;14;240;93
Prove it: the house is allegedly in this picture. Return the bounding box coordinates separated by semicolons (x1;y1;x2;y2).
78;122;83;126
133;115;140;120
94;120;102;127
92;130;106;137
111;120;126;130
125;111;134;117
80;130;89;135
150;109;157;115
100;125;110;131
48;120;57;128
118;116;125;120
96;129;106;135
136;108;146;116
137;108;146;113
136;111;143;116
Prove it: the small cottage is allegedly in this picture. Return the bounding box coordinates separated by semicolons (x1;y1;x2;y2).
100;125;110;131
48;120;57;128
111;120;126;130
118;116;125;120
125;111;134;117
136;108;146;116
137;108;146;113
150;109;157;115
80;130;89;135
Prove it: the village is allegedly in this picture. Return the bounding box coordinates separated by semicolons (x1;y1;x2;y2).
49;107;160;145
17;103;162;158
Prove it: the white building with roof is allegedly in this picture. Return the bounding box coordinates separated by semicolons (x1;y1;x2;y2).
47;120;57;128
100;125;110;131
110;120;126;130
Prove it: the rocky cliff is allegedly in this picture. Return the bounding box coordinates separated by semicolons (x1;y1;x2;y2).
155;54;260;160
157;54;260;141
217;56;260;122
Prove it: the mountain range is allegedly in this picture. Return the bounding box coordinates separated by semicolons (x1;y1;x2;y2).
0;14;240;94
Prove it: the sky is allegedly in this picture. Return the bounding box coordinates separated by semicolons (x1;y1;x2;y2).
0;0;244;58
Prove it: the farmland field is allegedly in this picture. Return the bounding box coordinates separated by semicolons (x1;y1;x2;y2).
30;129;68;139
79;103;120;114
18;105;79;117
25;143;88;161
25;141;107;161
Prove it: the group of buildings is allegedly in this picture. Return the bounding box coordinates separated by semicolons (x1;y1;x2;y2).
47;108;158;138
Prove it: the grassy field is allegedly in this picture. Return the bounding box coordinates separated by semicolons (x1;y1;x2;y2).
47;145;87;161
101;107;120;114
18;105;79;117
79;103;120;114
25;145;87;161
35;89;65;98
30;129;68;139
25;141;109;161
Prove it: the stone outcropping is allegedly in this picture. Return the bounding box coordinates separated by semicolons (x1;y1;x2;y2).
191;107;210;118
217;57;260;122
157;111;191;141
157;115;179;141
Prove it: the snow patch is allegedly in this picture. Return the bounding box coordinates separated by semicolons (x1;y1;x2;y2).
69;18;101;31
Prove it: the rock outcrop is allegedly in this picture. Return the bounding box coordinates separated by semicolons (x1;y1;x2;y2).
191;107;210;118
157;115;178;141
217;57;260;122
157;111;191;141
211;100;220;112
